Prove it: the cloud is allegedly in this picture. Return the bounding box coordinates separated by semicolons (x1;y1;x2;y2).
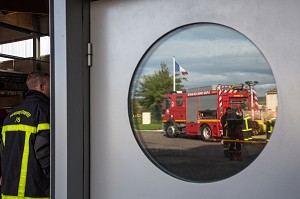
133;24;276;97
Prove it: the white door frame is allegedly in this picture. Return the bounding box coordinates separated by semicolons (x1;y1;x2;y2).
51;0;90;198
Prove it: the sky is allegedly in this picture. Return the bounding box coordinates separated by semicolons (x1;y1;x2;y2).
132;23;276;97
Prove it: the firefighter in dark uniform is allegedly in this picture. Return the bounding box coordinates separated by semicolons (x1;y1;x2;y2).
0;71;50;199
221;107;231;158
221;107;243;160
266;117;276;142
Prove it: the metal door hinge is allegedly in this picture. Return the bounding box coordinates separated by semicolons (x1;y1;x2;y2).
87;42;92;67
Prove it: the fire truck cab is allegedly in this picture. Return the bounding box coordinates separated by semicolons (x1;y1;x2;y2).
162;84;255;140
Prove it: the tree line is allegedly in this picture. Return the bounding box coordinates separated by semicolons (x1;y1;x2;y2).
131;62;186;121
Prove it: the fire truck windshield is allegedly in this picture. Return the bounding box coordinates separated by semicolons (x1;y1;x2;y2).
162;97;171;110
176;96;183;106
230;99;248;104
230;99;248;110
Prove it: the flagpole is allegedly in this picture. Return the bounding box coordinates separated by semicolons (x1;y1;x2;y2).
173;56;176;92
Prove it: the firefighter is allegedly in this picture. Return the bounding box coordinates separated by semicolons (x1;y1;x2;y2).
221;107;243;160
0;71;50;198
266;117;276;142
221;107;231;158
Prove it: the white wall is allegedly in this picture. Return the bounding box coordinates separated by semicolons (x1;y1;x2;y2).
266;94;278;111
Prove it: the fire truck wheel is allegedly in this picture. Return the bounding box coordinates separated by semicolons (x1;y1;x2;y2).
165;123;178;138
200;124;212;140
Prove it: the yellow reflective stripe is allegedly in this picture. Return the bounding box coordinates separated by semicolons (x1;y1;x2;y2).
242;118;252;132
268;119;274;133
242;129;252;132
2;124;37;133
244;118;249;130
2;123;50;144
268;126;273;133
37;123;50;132
1;128;5;146
2;125;37;145
2;194;49;199
174;120;186;123
199;119;220;123
18;131;31;197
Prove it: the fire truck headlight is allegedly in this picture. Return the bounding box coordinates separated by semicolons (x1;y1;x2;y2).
166;109;170;114
171;115;173;118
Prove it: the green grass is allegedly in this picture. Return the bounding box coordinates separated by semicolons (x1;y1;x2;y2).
132;117;163;130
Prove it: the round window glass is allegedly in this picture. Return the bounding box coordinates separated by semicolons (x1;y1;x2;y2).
129;23;277;182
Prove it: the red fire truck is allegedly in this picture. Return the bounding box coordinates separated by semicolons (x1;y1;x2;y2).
162;84;259;140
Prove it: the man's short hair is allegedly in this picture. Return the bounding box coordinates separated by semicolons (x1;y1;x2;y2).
26;71;49;90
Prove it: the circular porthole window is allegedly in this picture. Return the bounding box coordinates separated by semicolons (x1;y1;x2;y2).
128;23;277;182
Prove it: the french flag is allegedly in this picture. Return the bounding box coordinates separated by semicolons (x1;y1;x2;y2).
175;61;188;75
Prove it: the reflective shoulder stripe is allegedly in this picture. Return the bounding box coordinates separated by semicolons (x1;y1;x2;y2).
1;124;37;145
2;123;50;134
37;123;50;132
2;124;37;134
2;194;49;199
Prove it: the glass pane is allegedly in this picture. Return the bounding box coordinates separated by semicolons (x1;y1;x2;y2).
40;36;50;56
176;96;183;106
0;39;33;61
129;23;277;182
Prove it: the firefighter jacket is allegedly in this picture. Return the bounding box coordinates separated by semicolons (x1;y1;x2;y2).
242;116;253;140
0;90;50;199
221;113;243;139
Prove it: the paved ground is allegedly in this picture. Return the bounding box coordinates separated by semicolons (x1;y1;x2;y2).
134;130;266;182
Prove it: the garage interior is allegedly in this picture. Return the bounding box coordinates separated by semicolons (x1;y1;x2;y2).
0;0;49;124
